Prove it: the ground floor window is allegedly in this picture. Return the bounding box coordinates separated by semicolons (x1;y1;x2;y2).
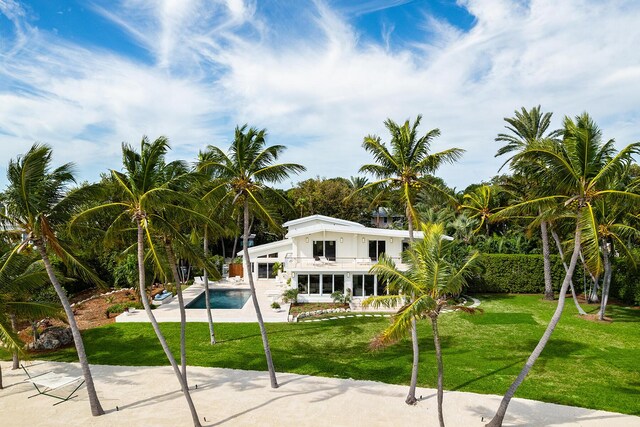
352;274;384;297
297;273;345;295
257;262;277;279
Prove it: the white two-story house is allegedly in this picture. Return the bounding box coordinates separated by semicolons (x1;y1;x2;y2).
240;215;430;303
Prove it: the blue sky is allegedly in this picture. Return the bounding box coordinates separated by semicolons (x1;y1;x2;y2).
1;0;640;190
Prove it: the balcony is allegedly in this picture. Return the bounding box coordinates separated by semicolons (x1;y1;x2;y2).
284;256;408;272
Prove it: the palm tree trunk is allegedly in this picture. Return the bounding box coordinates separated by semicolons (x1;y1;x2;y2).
136;221;202;427
540;219;554;300
550;229;586;315
598;239;612;321
405;204;419;405
164;240;188;386
431;315;445;427
10;314;19;369
244;199;278;388
36;245;105;416
232;214;241;258
204;227;216;344
405;319;419;405
0;361;3;389
580;250;600;303
486;220;582;427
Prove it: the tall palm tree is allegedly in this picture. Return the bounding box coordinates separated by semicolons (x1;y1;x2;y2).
357;114;464;404
198;124;305;389
72;137;203;427
364;223;479;427
196;150;238;345
145;161;220;385
486;113;640;427
0;252;61;389
495;106;563;301
0;144;105;416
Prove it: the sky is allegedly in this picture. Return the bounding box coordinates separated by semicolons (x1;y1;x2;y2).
1;0;640;191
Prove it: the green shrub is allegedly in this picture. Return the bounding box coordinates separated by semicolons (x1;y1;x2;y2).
113;254;139;288
282;288;299;304
467;253;585;294
330;291;351;304
610;256;640;306
105;302;142;318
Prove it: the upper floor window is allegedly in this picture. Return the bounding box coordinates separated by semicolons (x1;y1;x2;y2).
313;240;336;260
369;240;386;261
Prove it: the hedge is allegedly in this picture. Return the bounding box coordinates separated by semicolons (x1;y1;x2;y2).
468;253;639;305
467;253;584;294
611;257;640;306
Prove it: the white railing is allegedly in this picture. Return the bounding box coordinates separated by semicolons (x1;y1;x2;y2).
284;256;406;271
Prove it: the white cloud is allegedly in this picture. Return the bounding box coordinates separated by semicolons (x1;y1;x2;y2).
1;0;640;190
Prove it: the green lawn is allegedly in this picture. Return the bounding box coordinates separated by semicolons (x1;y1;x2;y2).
8;295;640;415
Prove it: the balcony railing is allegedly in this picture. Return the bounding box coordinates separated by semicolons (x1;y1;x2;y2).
284;256;407;271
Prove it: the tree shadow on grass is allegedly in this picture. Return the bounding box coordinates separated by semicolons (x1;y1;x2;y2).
450;358;526;391
460;312;537;325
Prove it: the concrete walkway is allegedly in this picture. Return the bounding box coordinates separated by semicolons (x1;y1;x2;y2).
116;279;290;323
1;361;638;427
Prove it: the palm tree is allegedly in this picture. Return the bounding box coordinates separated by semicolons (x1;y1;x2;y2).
196;150;238;345
72;137;203;427
495;106;563;301
459;185;502;235
0;252;61;389
357;114;464;404
548;224;587;315
0;144;105;416
145;161;220;385
583;199;640;320
486;113;640;427
198;124;305;389
364;223;479;427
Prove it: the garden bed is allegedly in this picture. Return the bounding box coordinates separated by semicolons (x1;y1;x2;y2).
288;302;349;316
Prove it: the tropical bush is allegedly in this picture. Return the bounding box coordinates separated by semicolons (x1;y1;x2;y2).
281;288;299;304
330;291;352;304
105;302;142;318
112;254;139;288
210;255;225;276
611;255;640;306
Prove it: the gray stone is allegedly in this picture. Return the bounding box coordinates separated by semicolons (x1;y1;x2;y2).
29;326;73;350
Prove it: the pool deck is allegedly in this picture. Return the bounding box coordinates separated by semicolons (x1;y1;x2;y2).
116;279;291;323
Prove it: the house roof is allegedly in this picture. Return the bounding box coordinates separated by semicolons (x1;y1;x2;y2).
282;214;364;229
285;223;425;239
241;239;292;257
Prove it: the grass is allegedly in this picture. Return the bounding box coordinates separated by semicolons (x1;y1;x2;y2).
6;294;639;415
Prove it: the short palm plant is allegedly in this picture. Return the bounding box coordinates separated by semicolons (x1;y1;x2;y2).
364;223;479;427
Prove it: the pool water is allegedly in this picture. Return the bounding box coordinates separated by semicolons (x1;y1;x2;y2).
186;289;252;309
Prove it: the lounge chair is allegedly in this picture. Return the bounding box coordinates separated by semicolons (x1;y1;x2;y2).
153;290;173;305
22;365;85;405
318;256;336;265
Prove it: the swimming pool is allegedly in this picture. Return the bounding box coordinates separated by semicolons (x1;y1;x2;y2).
186;289;252;309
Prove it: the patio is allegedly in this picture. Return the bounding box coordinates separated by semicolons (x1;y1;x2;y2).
116;279;290;323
